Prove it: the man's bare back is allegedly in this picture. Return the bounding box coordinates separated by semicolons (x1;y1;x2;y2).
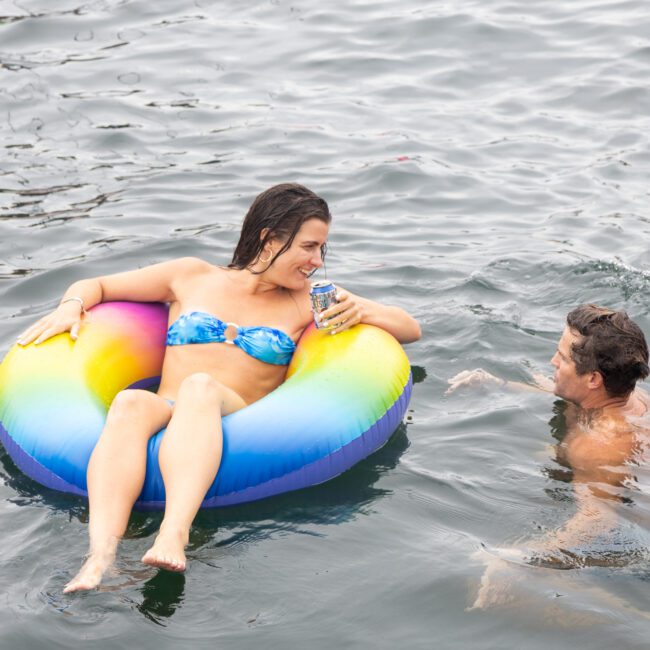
558;393;649;499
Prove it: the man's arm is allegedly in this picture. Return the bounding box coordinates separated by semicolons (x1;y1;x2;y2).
446;368;553;395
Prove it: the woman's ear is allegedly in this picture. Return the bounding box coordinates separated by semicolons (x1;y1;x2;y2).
260;227;270;243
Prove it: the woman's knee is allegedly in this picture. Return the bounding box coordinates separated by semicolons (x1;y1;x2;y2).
107;389;155;422
178;372;223;405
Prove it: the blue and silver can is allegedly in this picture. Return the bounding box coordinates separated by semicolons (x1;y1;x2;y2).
310;281;337;329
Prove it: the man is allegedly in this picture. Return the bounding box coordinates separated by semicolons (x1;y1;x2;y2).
448;304;650;564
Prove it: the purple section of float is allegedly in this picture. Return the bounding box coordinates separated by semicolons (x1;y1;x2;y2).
0;421;86;496
127;377;161;391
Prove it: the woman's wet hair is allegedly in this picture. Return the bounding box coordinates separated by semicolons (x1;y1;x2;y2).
229;183;331;272
567;304;650;397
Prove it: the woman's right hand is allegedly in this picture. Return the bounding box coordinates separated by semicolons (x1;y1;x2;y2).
17;300;86;346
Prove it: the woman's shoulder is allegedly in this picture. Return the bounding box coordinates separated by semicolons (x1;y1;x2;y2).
162;258;220;297
170;256;216;276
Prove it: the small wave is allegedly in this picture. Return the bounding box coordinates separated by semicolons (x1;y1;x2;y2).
573;259;650;301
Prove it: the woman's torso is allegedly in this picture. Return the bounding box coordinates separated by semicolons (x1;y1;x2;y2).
157;264;312;404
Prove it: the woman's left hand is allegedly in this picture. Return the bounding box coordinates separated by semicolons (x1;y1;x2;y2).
318;287;364;334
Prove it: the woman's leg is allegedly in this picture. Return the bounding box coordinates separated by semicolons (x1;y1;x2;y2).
141;373;246;571
64;390;173;593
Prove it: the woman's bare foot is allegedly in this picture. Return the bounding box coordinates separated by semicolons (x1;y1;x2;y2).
141;528;188;572
63;547;116;593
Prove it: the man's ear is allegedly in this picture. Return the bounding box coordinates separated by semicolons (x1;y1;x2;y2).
587;371;604;390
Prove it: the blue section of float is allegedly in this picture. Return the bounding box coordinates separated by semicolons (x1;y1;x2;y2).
137;377;412;509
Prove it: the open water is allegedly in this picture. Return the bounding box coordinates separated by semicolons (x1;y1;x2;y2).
1;0;650;647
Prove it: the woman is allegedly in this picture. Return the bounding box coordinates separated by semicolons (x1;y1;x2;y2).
17;183;421;592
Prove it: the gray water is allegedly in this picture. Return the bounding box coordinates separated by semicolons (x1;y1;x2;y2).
1;0;650;647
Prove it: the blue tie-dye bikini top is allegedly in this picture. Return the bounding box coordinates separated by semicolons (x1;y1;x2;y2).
166;311;296;366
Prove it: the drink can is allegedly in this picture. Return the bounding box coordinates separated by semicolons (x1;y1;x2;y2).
310;281;337;329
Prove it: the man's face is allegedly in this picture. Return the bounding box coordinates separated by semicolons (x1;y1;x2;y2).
550;326;591;405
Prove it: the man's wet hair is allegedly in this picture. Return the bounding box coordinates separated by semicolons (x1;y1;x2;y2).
567;304;649;398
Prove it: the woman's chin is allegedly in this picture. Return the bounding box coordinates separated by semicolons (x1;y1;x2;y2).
294;273;311;288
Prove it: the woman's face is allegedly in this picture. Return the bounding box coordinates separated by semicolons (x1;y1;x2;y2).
268;218;329;290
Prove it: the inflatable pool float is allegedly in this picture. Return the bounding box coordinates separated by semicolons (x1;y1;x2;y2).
0;302;412;509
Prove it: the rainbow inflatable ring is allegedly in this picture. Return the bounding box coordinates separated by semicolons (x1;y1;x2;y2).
0;302;412;509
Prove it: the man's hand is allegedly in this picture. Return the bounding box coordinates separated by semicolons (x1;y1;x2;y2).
445;368;504;395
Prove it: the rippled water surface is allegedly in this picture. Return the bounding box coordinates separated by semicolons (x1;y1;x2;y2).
2;0;650;647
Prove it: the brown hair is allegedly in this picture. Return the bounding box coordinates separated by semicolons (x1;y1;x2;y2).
229;183;331;272
567;304;649;397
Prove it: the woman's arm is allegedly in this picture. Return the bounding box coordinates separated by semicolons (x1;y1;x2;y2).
318;287;421;344
17;257;209;346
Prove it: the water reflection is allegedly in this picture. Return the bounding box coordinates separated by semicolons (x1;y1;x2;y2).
136;570;186;625
542;401;574;494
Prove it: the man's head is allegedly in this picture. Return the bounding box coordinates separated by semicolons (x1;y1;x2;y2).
551;304;649;405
